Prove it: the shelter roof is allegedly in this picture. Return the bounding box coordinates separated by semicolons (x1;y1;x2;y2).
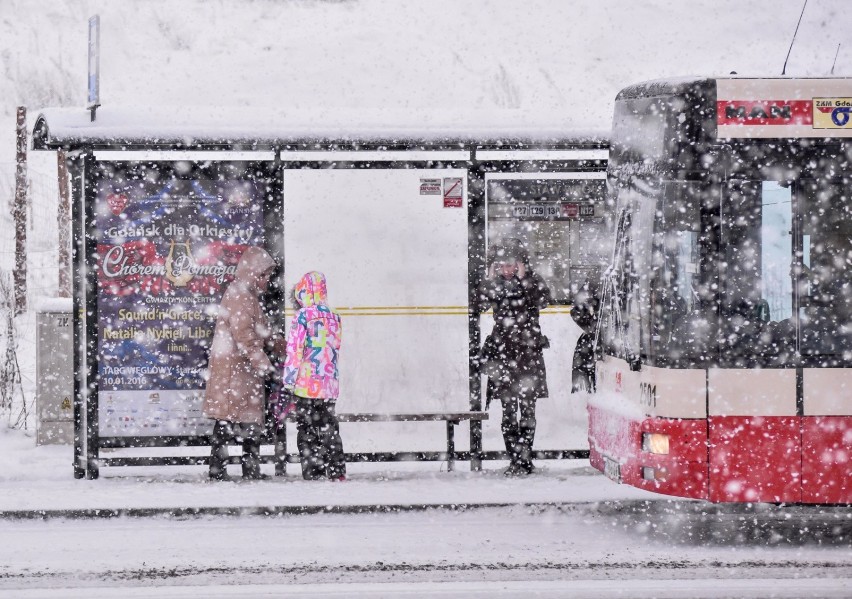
32;106;609;151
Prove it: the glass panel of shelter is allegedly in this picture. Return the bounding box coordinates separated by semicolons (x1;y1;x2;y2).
485;178;607;304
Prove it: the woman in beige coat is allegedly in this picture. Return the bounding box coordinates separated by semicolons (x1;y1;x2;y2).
203;246;285;481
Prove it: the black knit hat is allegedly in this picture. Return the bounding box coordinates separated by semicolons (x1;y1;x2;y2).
488;238;529;267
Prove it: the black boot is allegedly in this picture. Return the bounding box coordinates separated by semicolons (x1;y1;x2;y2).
209;421;235;482
295;400;327;480
500;398;524;475
517;397;538;475
324;423;346;480
242;438;267;480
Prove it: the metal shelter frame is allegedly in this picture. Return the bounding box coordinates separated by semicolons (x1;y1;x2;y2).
32;116;605;479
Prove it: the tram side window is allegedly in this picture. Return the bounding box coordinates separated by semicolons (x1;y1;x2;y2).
650;182;708;363
721;181;795;364
599;204;641;363
798;180;852;357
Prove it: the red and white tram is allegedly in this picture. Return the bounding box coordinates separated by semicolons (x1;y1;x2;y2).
589;77;852;503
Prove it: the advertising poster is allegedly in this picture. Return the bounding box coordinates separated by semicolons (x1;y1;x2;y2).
95;171;266;437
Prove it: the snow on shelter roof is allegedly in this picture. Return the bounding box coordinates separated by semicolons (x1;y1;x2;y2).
32;106;609;150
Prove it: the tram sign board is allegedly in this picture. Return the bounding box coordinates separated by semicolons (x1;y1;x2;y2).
813;98;852;129
716;78;852;139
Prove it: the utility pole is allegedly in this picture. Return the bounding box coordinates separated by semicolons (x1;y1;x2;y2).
13;106;28;315
57;149;71;297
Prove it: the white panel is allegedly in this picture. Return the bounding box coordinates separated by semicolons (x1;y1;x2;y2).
477;307;590;452
804;369;852;416
716;124;852;139
476;149;609;161
279;150;469;162
283;169;469;413
641;365;706;418
94;151;275;161
717;78;852;100
708;368;797;416
486;171;606;180
593;356;705;419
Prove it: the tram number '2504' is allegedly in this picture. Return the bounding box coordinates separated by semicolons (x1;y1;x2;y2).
639;382;657;408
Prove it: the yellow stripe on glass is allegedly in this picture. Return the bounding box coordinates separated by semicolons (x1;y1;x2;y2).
282;306;574;316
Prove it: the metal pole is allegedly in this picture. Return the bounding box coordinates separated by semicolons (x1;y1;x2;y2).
70;152;85;479
83;152;99;479
467;147;486;471
57;149;72;298
13;107;28;315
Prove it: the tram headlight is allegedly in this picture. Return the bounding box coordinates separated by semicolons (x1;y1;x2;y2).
641;432;670;455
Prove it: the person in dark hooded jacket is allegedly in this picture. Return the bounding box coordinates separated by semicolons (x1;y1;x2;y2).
478;239;552;476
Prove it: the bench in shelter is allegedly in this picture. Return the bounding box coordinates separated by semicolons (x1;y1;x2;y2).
275;411;490;474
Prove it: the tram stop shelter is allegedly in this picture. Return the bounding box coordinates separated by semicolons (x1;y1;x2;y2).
31;106;608;479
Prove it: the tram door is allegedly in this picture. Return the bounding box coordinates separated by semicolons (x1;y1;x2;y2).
483;173;609;452
708;175;851;503
281;168;470;453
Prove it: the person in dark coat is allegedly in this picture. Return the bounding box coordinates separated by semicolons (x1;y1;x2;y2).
478;239;552;476
570;281;599;393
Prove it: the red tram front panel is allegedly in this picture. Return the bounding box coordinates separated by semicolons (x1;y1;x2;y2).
590;357;708;499
591;360;852;503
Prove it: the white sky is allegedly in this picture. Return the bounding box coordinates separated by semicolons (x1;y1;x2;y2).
1;0;850;159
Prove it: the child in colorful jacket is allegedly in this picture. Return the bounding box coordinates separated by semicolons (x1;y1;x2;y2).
281;271;345;480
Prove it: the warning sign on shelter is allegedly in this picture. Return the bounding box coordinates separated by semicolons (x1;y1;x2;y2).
443;177;463;208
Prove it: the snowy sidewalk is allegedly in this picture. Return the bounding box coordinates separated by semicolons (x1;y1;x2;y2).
0;429;664;518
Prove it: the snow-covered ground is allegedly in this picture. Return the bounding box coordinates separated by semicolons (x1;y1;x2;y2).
0;420;643;514
1;499;851;598
1;428;850;598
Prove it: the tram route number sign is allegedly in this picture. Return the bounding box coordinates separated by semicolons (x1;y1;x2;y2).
513;204;560;218
511;203;595;219
562;203;595;218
